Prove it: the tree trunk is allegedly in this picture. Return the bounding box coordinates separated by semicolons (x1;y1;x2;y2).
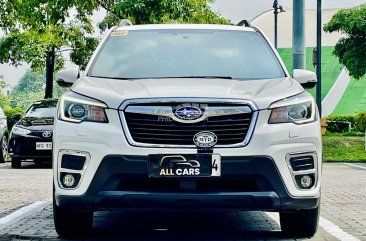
44;49;55;99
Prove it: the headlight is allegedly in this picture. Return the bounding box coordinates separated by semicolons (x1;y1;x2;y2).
12;126;31;136
268;93;316;124
59;96;108;123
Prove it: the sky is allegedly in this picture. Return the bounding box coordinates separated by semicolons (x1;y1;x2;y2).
1;0;366;88
212;0;366;23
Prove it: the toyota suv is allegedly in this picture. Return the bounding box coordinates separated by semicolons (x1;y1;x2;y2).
53;22;322;238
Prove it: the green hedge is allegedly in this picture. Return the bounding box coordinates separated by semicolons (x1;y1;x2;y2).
4;107;26;130
327;112;366;133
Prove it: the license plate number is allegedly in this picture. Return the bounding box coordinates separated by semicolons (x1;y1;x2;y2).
36;142;52;150
148;154;221;177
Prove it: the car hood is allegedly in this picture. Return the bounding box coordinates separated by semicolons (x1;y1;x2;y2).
71;76;304;110
16;117;54;131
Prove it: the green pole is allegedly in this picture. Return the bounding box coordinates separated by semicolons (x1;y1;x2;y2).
316;0;322;116
293;0;305;70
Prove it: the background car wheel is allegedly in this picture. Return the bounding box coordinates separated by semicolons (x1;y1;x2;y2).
11;157;21;168
53;190;93;237
0;135;8;163
280;205;320;238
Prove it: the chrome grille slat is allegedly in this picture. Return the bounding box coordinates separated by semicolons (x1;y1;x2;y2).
128;127;249;132
127;122;250;128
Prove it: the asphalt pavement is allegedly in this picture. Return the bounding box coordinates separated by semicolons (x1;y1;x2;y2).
0;162;365;241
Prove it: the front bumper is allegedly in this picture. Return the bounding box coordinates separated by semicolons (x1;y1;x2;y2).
55;155;319;211
9;135;52;161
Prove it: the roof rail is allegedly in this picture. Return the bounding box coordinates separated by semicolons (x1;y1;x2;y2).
119;19;133;26
237;20;252;27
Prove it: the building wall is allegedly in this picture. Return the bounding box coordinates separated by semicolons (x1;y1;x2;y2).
251;9;344;48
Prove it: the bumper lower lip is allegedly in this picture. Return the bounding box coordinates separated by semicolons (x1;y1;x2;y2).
55;155;320;211
57;191;319;211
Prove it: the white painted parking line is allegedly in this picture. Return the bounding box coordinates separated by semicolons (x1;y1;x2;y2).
0;201;48;231
344;163;366;170
0;163;9;168
320;217;361;241
265;211;280;225
266;212;361;241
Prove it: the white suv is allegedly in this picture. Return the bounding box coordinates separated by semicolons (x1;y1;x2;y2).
53;23;322;238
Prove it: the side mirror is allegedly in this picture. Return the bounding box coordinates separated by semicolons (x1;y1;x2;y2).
293;69;317;89
56;68;80;87
11;114;21;122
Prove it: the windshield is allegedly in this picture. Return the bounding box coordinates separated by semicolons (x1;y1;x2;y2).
88;29;286;80
25;100;58;118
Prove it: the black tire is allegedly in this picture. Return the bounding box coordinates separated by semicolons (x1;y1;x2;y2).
11;157;21;168
0;135;8;163
280;205;320;238
53;191;93;237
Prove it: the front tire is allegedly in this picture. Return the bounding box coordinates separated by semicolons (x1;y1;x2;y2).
0;135;8;163
11;157;21;168
53;190;93;237
280;205;320;238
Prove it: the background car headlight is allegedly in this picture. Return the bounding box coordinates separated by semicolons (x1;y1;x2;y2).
59;96;108;123
12;126;31;136
268;93;316;124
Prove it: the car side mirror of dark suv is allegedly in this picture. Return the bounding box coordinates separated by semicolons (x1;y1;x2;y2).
11;114;21;122
293;69;317;89
56;68;80;87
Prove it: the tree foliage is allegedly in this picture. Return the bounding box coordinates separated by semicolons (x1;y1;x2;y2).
324;5;366;79
0;0;99;71
0;75;9;109
0;0;101;98
9;70;67;108
98;0;229;31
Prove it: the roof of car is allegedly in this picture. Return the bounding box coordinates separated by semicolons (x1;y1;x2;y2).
113;24;256;32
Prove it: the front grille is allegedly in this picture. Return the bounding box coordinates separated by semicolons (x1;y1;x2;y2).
124;105;253;146
30;131;53;139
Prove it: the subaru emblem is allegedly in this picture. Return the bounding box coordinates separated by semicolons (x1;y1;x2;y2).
174;106;203;121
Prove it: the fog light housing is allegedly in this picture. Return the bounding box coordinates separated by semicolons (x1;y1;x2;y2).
295;174;315;189
60;173;81;189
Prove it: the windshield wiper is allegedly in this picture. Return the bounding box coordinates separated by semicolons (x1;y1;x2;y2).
89;75;233;80
148;76;233;79
89;75;142;80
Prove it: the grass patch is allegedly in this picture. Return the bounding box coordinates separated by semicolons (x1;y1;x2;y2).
323;136;366;162
333;75;366;115
324;131;365;137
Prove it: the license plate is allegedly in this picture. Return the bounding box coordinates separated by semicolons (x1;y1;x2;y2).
36;142;52;150
148;154;221;177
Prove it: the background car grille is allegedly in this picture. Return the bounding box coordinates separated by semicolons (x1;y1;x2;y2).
124;108;253;146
